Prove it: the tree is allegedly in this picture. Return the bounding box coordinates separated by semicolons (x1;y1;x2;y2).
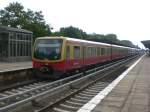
105;34;118;42
0;2;25;27
58;26;87;39
86;33;120;44
23;9;51;38
120;40;135;47
0;2;51;39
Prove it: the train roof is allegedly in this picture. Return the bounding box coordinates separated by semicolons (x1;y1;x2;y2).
65;37;111;46
37;36;111;46
36;36;138;50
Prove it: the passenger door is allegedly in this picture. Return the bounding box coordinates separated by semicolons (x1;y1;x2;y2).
73;46;81;68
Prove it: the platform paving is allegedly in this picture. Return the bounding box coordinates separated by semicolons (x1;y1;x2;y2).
78;55;150;112
92;55;150;112
0;61;32;72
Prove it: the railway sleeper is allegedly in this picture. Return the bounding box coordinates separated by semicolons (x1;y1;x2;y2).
75;95;92;100
53;107;70;112
63;101;82;107
84;89;100;93
81;91;98;95
78;92;95;97
70;98;88;103
59;103;79;111
65;100;83;106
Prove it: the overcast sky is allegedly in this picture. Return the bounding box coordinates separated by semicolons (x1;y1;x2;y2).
1;0;150;48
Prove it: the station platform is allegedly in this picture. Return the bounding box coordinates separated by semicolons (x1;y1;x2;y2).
78;55;149;112
0;61;32;73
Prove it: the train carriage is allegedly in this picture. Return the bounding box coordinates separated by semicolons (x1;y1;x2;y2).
32;36;138;78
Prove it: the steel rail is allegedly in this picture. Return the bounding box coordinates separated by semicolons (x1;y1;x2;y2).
37;55;140;112
0;55;140;112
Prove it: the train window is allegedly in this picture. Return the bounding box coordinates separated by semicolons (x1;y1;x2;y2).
74;46;80;59
117;49;119;54
91;48;94;56
83;47;86;58
86;47;97;57
66;46;70;59
91;47;94;56
113;48;116;54
97;47;101;56
107;48;110;55
80;47;84;59
106;48;108;55
34;39;62;60
116;48;118;54
105;48;107;55
87;47;91;57
101;48;105;55
109;48;111;55
90;47;92;56
93;47;97;56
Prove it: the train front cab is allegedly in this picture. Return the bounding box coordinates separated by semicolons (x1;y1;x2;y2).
32;37;66;79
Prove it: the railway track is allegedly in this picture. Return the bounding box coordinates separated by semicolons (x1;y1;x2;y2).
0;55;140;112
0;72;84;111
0;79;38;92
36;61;127;112
53;81;111;112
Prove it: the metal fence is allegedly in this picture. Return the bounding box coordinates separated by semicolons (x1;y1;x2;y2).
0;26;33;62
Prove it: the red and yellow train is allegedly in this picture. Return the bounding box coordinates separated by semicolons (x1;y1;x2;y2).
32;37;139;78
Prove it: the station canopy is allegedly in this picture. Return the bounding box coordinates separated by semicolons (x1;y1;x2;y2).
141;40;150;49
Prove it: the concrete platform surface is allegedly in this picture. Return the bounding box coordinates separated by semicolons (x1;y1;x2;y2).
0;61;32;72
78;55;150;112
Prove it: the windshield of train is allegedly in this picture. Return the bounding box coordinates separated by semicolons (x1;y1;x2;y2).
34;39;63;60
